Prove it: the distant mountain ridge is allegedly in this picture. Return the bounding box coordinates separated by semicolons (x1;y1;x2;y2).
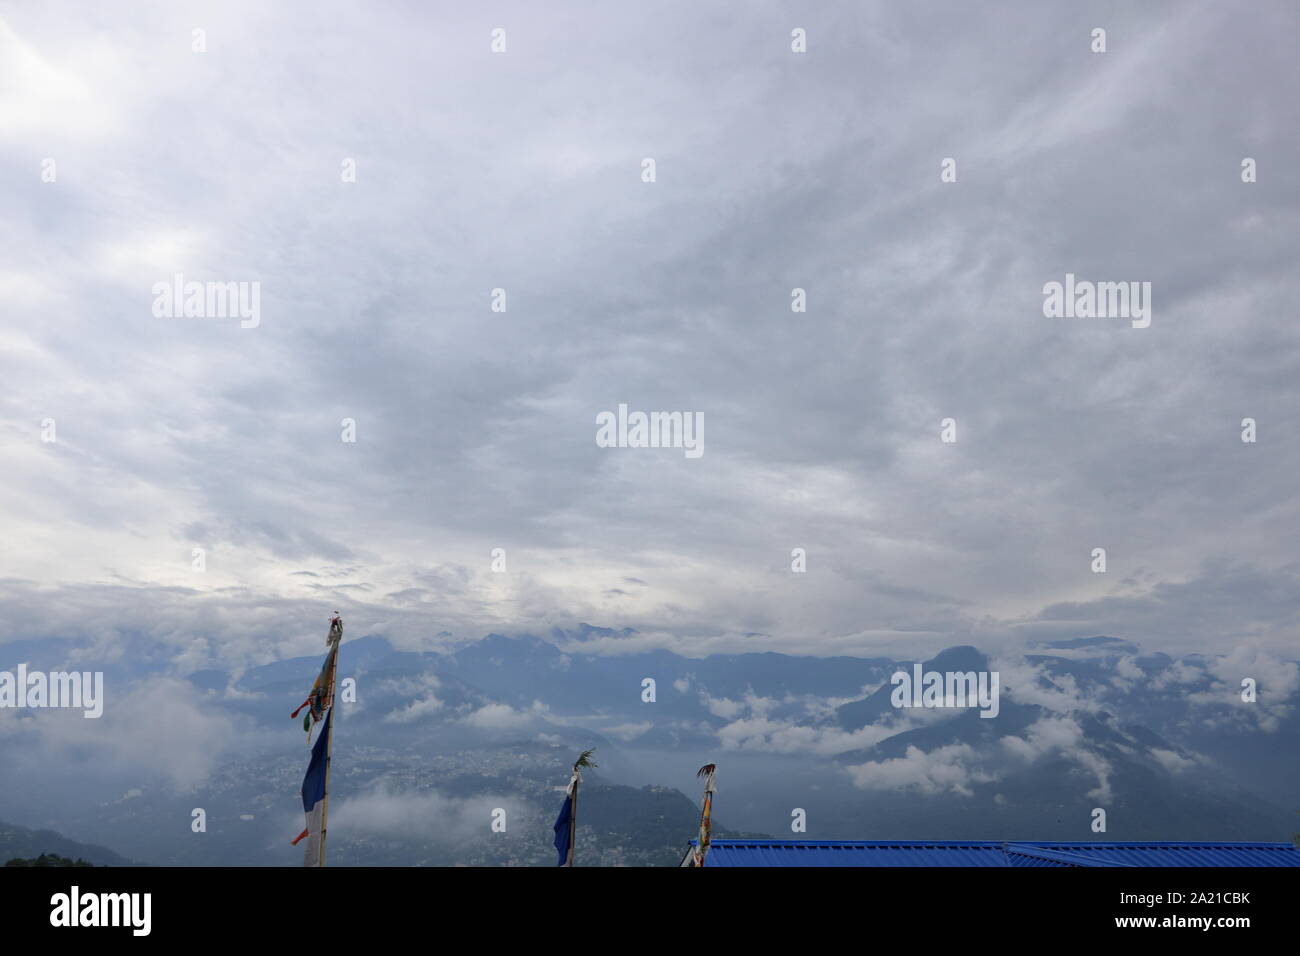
0;820;137;866
1;629;1296;863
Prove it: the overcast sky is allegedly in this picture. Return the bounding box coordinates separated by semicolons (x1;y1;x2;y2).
2;1;1298;672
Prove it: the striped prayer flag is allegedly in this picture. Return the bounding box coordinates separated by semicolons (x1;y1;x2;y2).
291;643;338;733
292;707;331;866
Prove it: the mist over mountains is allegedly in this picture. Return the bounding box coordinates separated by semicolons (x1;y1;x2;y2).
1;628;1294;865
2;0;1297;888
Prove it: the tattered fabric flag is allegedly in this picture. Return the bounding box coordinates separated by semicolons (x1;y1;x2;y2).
291;643;338;734
291;706;331;866
552;749;596;867
552;772;578;867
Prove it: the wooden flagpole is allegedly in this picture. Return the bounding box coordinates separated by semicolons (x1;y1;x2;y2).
567;749;596;867
319;614;342;868
694;763;716;867
567;772;578;868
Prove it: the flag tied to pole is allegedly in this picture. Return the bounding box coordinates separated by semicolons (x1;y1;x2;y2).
552;772;578;867
291;706;331;866
291;642;338;734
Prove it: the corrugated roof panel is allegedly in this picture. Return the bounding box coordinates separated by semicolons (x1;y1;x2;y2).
702;841;1010;867
1004;852;1075;867
1027;842;1300;867
1004;843;1132;867
1004;848;1087;867
693;840;1300;867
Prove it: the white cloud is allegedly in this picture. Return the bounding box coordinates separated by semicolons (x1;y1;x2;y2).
328;782;526;845
606;722;652;741
1001;716;1085;762
1150;749;1197;774
845;744;994;797
459;701;548;731
384;693;444;724
1001;715;1113;801
992;658;1103;714
21;675;238;789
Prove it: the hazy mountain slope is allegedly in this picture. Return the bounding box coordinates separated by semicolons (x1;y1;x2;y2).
0;820;137;866
1;631;1295;862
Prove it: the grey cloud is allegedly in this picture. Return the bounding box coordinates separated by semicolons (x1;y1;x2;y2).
0;1;1297;663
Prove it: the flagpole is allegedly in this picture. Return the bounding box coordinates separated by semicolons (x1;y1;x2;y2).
319;614;342;868
565;749;596;868
567;773;578;868
694;763;716;867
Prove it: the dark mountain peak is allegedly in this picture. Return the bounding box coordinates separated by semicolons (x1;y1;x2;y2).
450;633;565;675
923;645;989;672
556;623;639;642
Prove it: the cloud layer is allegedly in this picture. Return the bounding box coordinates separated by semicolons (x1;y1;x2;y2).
1;2;1297;668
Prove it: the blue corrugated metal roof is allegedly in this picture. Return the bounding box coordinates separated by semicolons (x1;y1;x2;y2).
1015;842;1300;867
697;841;1010;867
1003;843;1133;867
691;840;1300;867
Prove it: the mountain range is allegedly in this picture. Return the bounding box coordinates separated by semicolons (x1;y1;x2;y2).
0;630;1295;864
